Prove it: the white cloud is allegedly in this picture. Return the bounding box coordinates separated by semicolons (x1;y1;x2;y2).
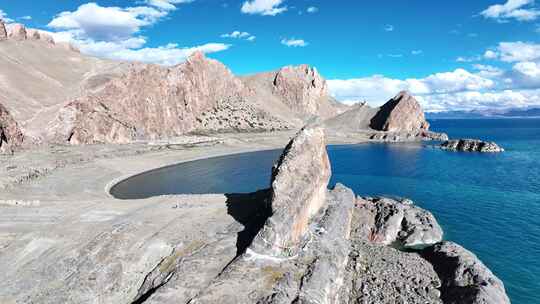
281;38;308;47
307;6;319;13
0;9;14;23
46;1;230;66
241;0;287;16
221;30;256;41
473;64;505;78
20;16;32;20
328;69;495;107
411;50;423;55
102;43;231;66
384;24;394;32
495;41;540;62
480;0;540;22
484;50;498;59
146;0;194;11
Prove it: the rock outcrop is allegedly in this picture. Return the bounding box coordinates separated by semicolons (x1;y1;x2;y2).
272;65;338;119
250;126;331;256
441;139;504;153
7;23;27;40
0;19;7;40
26;29;41;40
422;242;510;304
371;91;430;132
47;52;250;144
355;197;443;249
324;91;448;142
0;103;24;153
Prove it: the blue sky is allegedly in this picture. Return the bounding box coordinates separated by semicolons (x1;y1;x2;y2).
1;0;540;111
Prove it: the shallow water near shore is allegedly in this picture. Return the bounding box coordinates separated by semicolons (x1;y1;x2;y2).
111;119;540;304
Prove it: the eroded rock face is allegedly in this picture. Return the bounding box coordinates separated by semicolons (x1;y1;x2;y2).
422;242;510;304
355;197;443;249
26;29;41;40
8;23;27;40
250;126;331;256
272;65;337;119
441;139;504;153
48;52;249;144
371;91;430;132
0;20;7;40
0;103;24;153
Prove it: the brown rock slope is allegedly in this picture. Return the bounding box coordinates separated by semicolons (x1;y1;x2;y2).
0;102;24;153
47;52;252;144
0;23;124;142
243;65;348;122
370;90;430;132
325;91;448;141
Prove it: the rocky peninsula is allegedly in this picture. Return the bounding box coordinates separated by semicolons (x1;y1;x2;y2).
0;21;509;304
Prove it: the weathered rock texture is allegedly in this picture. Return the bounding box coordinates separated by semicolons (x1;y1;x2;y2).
250;126;331;256
7;23;27;40
272;65;338;119
422;242;510;304
441;139;504;153
48;52;250;144
355;197;443;249
0;19;7;40
0;102;24;153
371;91;430;132
324;91;448;142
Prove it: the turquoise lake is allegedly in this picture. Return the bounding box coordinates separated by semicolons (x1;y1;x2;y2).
110;119;540;303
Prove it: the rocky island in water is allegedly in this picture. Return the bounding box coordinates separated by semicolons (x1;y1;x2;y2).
0;21;509;304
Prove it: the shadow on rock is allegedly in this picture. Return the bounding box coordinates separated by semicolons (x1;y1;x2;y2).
225;189;272;256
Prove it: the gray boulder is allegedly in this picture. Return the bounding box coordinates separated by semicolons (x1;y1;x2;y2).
441;139;504;153
355;197;443;249
250;126;331;257
422;242;510;304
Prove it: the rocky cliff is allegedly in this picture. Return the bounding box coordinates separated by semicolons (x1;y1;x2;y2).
324;91;448;141
243;65;346;123
47;52;252;144
250;127;331;256
371;91;430;132
0;102;24;153
0;20;7;40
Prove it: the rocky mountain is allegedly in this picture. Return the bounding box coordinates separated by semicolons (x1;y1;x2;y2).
243;65;348;121
0;22;125;144
0;22;351;146
324;91;447;141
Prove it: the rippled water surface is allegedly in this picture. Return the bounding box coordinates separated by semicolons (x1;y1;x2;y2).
111;119;540;304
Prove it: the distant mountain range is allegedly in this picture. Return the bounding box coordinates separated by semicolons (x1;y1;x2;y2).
426;107;540;119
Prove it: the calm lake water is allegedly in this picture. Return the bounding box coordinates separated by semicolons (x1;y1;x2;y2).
111;119;540;304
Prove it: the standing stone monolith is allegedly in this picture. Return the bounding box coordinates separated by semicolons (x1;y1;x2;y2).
250;126;331;257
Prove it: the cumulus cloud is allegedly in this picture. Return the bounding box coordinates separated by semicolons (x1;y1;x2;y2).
281;38;308;47
328;69;497;108
102;43;231;66
486;41;540;62
307;6;319;13
0;9;14;23
241;0;287;16
46;1;230;65
221;30;256;41
480;0;540;22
